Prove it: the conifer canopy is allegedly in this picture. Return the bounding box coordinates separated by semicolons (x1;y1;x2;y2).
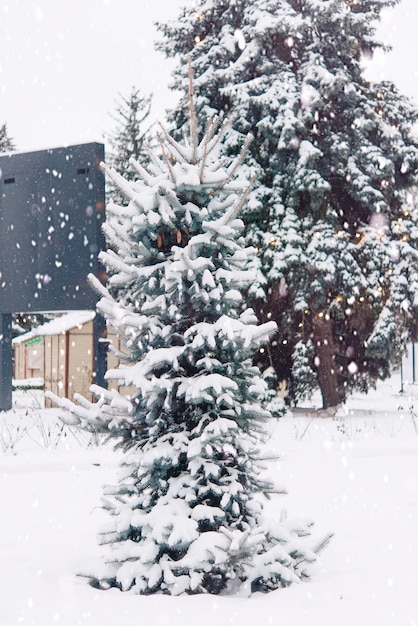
158;0;418;409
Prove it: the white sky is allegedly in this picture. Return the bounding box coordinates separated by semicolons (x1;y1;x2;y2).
0;0;417;154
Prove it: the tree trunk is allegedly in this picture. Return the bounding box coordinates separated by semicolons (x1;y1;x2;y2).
312;315;344;409
251;290;293;384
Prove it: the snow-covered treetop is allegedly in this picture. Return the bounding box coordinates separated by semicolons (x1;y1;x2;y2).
157;0;418;252
106;87;152;205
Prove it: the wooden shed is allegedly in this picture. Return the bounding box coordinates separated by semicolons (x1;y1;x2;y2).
13;311;96;403
13;311;134;404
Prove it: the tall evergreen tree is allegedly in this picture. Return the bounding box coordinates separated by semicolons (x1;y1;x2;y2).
48;86;322;595
106;87;152;204
0;122;15;153
157;0;418;408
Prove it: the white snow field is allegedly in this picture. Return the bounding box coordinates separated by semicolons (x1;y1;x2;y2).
1;373;418;626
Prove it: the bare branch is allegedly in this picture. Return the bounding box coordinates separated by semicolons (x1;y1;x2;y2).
219;175;257;225
157;132;175;183
228;133;253;178
188;56;198;163
157;122;190;162
205;118;231;158
313;532;335;556
199;118;214;183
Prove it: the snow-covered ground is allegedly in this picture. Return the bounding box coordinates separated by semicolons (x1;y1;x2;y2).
1;372;418;626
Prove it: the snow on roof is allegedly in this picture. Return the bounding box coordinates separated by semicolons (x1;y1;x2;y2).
12;310;96;344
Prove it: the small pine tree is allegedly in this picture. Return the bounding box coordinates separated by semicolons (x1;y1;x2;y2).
0;123;15;153
106;87;152;204
48;80;322;596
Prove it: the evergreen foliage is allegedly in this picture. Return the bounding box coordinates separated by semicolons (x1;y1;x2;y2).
157;0;418;408
106;87;152;204
0;122;15;153
48;86;320;596
12;313;54;339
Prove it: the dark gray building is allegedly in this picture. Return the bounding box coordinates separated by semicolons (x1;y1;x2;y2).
0;142;106;410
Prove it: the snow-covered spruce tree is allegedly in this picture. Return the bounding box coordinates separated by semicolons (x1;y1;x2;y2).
48;85;322;595
157;0;418;409
106;87;152;204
